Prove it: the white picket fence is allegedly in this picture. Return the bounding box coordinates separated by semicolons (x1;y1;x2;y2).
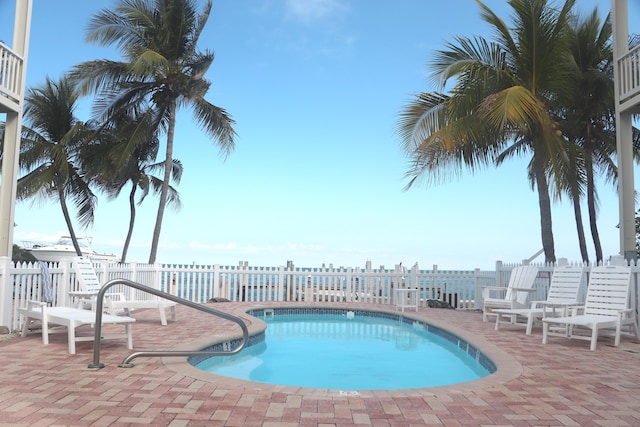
3;258;638;333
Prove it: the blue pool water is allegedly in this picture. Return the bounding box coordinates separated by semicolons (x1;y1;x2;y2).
194;310;493;390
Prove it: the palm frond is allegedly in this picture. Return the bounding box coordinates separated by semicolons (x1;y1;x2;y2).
191;98;236;158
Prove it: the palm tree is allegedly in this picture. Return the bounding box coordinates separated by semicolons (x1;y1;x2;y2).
398;0;577;264
557;14;640;264
82;112;183;263
71;0;236;263
17;76;97;256
553;9;616;264
117;156;182;263
546;139;589;262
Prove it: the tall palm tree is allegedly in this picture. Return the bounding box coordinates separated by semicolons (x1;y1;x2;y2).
543;136;589;261
82;111;183;263
556;12;640;264
398;0;577;264
17;76;97;256
552;9;616;263
72;0;236;264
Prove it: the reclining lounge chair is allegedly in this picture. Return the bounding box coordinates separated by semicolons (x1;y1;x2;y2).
542;265;639;351
482;264;539;322
72;257;177;326
494;264;584;334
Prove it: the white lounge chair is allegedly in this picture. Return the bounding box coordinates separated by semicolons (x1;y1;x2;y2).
72;257;177;326
17;262;135;354
18;301;135;354
482;265;539;322
494;264;584;334
542;265;639;351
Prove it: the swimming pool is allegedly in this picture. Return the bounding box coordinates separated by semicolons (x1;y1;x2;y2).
192;308;495;390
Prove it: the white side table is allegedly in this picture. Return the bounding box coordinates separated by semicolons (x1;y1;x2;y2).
395;288;419;312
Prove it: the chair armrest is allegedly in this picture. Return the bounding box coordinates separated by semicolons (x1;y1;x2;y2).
568;305;584;316
617;308;635;319
539;302;582;317
68;291;99;297
482;286;506;298
528;300;546;309
540;302;582;308
105;292;126;301
25;300;47;310
503;287;536;301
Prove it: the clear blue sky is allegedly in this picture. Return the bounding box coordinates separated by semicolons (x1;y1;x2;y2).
2;0;637;270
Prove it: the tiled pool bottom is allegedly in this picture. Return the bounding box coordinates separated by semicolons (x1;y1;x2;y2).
174;304;522;397
189;307;497;378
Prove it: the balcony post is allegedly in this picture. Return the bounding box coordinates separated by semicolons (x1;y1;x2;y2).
0;1;32;258
612;0;636;262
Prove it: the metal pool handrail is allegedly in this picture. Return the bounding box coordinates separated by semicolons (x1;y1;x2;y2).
88;278;249;369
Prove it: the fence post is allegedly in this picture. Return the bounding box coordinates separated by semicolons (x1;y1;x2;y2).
411;261;420;307
153;263;162;295
278;265;286;302
61;259;73;307
411;262;419;289
130;261;138;283
0;257;11;330
241;261;249;301
212;264;220;299
285;261;293;301
346;267;353;302
365;260;372;299
473;268;481;310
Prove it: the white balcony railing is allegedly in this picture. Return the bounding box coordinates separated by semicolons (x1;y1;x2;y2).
0;42;24;108
618;43;640;105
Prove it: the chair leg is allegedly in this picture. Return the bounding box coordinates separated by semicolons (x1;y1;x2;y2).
125;324;133;349
590;326;598;351
542;322;549;344
41;309;50;345
67;324;76;355
21;316;31;338
525;314;534;335
159;306;168;326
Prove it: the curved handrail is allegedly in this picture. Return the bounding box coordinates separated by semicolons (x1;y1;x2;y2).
89;278;249;369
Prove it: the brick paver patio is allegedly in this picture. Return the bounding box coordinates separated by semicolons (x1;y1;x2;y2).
1;302;639;426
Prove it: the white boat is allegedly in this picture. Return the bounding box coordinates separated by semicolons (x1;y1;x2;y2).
24;237;120;263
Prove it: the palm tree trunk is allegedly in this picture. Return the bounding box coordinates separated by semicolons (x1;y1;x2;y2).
566;153;589;262
533;156;556;264
58;184;83;256
571;191;589;263
585;153;603;262
121;185;137;263
148;101;177;264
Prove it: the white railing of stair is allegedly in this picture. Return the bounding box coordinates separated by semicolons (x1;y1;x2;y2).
89;278;249;369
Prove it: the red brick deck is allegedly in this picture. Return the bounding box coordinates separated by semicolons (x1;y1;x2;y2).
1;302;639;426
